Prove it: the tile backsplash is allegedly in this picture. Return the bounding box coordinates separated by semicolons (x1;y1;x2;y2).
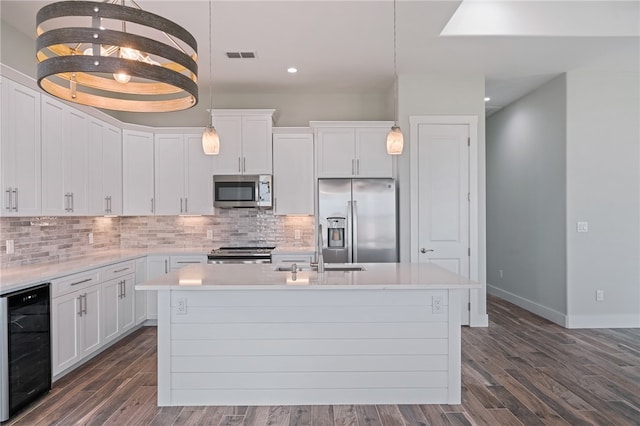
0;211;314;269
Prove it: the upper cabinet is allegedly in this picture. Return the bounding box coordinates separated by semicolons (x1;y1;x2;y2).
1;78;42;216
211;109;275;175
313;122;394;178
122;130;155;215
88;117;122;215
272;130;314;216
41;96;90;216
154;131;214;215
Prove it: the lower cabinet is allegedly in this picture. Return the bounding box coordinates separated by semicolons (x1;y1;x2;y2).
271;253;315;265
146;255;170;320
134;257;148;324
102;273;136;343
51;271;102;377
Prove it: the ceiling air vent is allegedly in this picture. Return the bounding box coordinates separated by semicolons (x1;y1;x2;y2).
226;52;256;59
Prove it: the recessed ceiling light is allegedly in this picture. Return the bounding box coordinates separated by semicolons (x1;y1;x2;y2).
484;97;491;102
287;67;298;74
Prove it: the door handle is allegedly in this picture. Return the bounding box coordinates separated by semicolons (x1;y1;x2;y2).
420;248;434;254
352;200;359;262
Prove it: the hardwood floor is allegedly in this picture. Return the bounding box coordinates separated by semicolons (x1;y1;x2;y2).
5;295;640;425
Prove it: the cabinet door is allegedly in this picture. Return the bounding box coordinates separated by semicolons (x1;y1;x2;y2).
316;128;356;177
102;124;122;215
52;292;80;376
41;96;67;215
87;118;105;215
146;256;170;320
242;115;272;174
119;274;136;332
79;284;102;357
355;127;393;178
65;109;89;215
134;257;147;324
102;277;120;342
123;130;155;215
154;134;185;215
273;133;314;215
1;79;41;216
185;133;214;214
211;116;242;174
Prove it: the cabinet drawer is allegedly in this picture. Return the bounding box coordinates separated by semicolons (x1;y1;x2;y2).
102;261;135;280
272;254;314;264
52;270;100;298
170;255;206;270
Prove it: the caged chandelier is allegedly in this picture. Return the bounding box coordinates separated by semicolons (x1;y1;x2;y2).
36;0;199;112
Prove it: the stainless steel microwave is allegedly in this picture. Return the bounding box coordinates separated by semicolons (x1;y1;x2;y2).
213;175;272;208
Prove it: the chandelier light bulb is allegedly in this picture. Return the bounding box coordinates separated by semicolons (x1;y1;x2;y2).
113;72;131;84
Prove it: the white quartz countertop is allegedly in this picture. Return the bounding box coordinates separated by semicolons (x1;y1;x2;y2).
135;262;480;291
0;248;207;295
272;246;315;255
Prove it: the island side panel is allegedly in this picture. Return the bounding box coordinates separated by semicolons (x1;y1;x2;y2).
160;288;456;406
157;291;172;406
447;289;462;404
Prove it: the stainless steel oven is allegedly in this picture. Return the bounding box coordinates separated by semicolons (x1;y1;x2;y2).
207;246;275;264
1;283;51;422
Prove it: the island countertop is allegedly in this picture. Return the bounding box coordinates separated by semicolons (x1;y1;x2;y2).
135;262;480;291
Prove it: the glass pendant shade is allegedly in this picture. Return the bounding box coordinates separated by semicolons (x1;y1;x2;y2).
386;126;404;155
202;126;220;155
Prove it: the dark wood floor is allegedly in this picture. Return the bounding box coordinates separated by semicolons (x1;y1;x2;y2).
5;295;640;425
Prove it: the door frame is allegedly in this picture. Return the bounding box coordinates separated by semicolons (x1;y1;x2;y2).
409;115;484;325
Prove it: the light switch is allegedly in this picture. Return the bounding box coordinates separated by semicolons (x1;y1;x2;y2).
577;221;589;233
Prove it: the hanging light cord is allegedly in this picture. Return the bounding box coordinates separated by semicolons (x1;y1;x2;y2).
393;0;398;127
208;0;213;126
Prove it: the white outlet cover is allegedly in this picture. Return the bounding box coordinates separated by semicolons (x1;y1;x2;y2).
577;221;589;233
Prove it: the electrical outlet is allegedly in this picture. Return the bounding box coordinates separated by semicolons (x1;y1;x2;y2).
176;297;187;314
433;296;443;313
6;240;14;254
206;229;213;240
88;232;94;244
294;229;301;240
577;221;589;233
596;290;604;302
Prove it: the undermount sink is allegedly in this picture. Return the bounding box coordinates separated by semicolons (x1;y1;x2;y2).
274;264;365;272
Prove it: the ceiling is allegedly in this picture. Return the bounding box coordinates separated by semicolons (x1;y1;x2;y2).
1;0;639;115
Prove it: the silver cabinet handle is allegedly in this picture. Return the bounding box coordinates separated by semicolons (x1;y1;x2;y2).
77;295;83;317
70;278;92;286
113;267;129;273
82;294;87;314
352;159;355;175
13;188;18;211
184;198;188;213
71;192;74;212
238;157;241;173
243;157;246;173
122;280;126;298
164;259;168;273
180;198;183;213
5;188;11;211
151;198;155;213
356;159;360;175
177;261;200;264
108;195;112;213
352;200;359;262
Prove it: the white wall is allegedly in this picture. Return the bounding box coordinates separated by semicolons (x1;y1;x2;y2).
565;70;640;328
397;72;487;324
486;75;568;322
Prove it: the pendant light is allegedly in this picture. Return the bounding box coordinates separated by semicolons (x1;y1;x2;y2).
387;0;404;155
36;0;198;112
202;0;220;155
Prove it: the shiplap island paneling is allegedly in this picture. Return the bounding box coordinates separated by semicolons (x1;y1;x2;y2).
137;263;479;406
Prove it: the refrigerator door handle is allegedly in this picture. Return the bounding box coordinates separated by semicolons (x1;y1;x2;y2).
347;201;354;263
352;200;359;262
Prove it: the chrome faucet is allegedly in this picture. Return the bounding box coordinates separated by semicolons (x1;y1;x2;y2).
316;224;325;273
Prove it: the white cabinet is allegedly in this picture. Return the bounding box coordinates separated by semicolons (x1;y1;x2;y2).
88;117;122;215
272;131;314;215
211;109;275;175
154;132;214;215
41;96;90;215
0;78;41;216
146;255;170;320
123;130;155;215
134;257;147;324
314;122;393;178
271;252;315;265
102;273;136;343
170;254;207;270
51;270;102;377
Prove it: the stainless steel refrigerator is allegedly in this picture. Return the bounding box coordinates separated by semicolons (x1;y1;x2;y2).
318;178;398;263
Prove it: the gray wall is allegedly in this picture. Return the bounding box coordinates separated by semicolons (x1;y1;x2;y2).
486;75;568;318
566;69;640;327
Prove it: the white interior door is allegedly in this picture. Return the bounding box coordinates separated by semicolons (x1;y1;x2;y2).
417;123;470;324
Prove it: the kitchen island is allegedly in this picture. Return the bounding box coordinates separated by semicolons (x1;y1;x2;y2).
135;262;480;406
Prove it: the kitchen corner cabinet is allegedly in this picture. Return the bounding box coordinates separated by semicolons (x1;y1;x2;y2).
102;261;136;344
211;109;275;175
41;96;90;215
154;132;214;215
122;130;155;215
1;78;42;216
88;118;122;215
272;132;314;215
51;270;102;377
314;123;393;178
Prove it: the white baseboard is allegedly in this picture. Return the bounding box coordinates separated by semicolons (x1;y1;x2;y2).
470;313;489;327
566;314;640;329
487;284;568;327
